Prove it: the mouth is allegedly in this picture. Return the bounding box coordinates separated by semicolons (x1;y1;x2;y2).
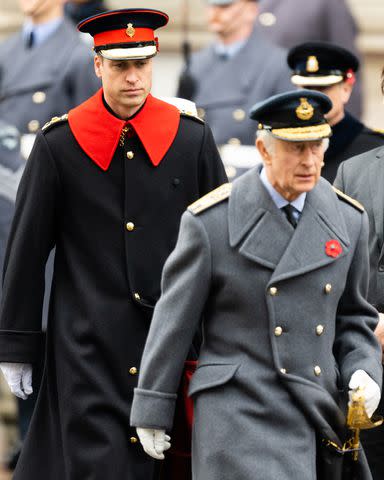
121;89;143;95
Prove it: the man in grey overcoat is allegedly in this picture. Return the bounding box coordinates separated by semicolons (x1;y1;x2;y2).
131;90;382;479
176;0;292;147
334;68;384;480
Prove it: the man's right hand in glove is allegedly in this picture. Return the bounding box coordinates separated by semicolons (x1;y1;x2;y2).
0;362;33;400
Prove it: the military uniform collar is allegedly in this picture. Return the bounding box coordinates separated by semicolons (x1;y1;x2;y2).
68;89;180;171
325;111;364;158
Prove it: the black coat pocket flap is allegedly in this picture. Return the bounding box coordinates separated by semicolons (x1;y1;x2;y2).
188;363;240;397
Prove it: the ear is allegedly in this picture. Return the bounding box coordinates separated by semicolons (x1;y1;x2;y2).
256;137;271;165
94;55;103;79
340;81;353;105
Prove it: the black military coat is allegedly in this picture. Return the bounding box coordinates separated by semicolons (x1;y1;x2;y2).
323;112;384;183
0;91;226;480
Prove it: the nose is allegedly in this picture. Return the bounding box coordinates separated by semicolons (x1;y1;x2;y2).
125;67;138;84
301;146;318;167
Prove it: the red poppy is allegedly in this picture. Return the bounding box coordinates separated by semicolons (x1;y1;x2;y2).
325;240;342;258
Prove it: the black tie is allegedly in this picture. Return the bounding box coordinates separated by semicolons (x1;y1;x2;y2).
26;31;34;49
282;204;298;228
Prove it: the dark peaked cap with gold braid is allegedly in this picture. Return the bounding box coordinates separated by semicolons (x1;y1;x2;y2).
249;89;332;142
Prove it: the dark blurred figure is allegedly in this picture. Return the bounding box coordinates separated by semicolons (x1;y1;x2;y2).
288;42;384;183
334;67;384;480
176;0;292;147
0;0;100;469
0;0;100;136
256;0;362;118
64;0;107;25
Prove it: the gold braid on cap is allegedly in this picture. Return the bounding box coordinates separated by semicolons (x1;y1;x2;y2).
271;123;332;141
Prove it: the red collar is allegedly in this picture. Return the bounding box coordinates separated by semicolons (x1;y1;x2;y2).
68;89;180;171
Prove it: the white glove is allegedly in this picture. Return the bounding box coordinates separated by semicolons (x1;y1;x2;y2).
348;369;381;418
136;427;171;460
0;362;33;400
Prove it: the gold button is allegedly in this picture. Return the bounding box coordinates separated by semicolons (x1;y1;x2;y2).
134;292;141;301
130;436;138;444
233;109;246;122
28;120;40;133
280;368;287;374
324;283;332;294
274;326;283;337
228;137;241;146
316;325;324;336
269;287;278;296
126;222;135;231
126;151;134;160
32;91;46;104
314;366;322;376
129;367;138;375
197;107;205;119
259;12;277;27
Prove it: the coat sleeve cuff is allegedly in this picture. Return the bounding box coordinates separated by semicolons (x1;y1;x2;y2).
342;358;383;392
130;388;177;431
0;331;45;363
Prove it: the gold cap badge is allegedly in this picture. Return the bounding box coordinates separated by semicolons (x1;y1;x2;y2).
306;55;319;73
126;23;135;38
296;98;314;121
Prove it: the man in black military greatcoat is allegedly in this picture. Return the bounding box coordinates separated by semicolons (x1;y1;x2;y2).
0;9;226;480
287;42;384;183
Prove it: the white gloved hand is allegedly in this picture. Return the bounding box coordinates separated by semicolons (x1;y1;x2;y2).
136;427;171;460
348;369;381;418
0;362;33;400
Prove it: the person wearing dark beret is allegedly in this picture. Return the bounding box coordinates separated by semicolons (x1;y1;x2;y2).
288;41;384;183
0;8;226;480
131;90;382;480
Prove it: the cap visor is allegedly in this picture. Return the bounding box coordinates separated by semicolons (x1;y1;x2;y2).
291;74;344;87
271;123;332;142
99;45;157;60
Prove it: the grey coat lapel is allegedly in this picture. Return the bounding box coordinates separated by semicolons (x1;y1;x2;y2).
271;179;350;283
228;168;294;269
229;171;350;278
368;147;384;248
0;20;79;98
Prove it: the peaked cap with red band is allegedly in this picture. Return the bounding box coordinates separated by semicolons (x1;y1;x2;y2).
78;8;169;60
68;89;180;170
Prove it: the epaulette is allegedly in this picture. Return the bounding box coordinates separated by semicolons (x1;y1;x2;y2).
188;183;232;215
372;127;384;137
332;187;364;212
180;111;205;125
42;114;68;133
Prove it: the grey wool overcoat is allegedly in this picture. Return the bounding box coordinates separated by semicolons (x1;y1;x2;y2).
131;168;382;480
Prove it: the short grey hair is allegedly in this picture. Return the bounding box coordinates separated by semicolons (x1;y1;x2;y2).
256;129;330;153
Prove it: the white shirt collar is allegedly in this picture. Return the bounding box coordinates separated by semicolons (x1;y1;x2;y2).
260;167;306;212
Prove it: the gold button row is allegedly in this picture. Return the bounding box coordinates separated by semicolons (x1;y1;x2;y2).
126;151;134;160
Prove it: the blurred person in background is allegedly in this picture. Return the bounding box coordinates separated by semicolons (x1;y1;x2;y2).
176;0;292;148
0;121;24;290
0;0;100;470
334;67;384;480
288;42;384;183
0;0;100;137
256;0;362;118
64;0;107;25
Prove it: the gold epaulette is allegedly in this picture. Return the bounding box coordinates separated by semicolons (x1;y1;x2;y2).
372;128;384;136
332;187;364;212
188;183;232;215
42;114;68;133
180;111;205;124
